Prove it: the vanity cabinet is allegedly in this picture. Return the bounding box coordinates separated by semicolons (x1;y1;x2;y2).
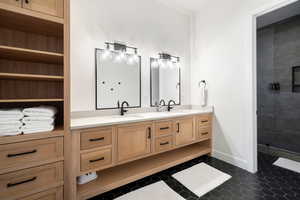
174;117;195;146
72;113;213;200
0;0;63;18
117;123;152;163
196;114;212;140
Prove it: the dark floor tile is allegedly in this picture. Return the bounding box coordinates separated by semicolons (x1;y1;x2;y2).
89;153;300;200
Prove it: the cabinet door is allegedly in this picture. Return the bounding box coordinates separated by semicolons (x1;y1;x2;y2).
175;117;194;146
22;0;63;18
1;0;22;7
117;123;152;162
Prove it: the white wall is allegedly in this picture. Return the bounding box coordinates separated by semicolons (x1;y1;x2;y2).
71;0;191;112
191;0;296;172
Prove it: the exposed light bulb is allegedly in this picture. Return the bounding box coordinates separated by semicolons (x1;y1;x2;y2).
101;49;111;60
127;55;135;65
158;59;165;68
151;59;159;68
115;51;126;62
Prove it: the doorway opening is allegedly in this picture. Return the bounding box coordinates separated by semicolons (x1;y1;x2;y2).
255;0;300;168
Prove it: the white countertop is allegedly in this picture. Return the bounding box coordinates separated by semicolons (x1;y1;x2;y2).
71;107;213;130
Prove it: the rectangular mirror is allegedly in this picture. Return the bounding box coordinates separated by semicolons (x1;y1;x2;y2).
96;49;141;110
150;57;181;106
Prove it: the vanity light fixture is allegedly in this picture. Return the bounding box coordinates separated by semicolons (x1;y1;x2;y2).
152;53;180;68
102;42;139;64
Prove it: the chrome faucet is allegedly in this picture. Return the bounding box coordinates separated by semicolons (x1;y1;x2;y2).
120;101;129;116
167;100;176;112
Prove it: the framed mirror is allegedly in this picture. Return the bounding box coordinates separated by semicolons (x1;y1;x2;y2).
95;49;141;110
150;57;181;107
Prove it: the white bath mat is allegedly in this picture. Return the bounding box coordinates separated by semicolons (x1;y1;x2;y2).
115;181;184;200
172;163;231;197
273;158;300;173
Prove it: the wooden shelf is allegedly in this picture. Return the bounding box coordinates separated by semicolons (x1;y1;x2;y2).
0;3;63;37
0;45;63;64
0;127;64;145
0;99;64;103
77;142;211;200
0;72;64;81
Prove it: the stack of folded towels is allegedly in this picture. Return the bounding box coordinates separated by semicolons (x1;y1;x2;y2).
21;106;57;134
0;109;23;136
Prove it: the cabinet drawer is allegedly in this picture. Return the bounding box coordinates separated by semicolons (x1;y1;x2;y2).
197;126;212;140
0;162;63;200
80;127;112;150
198;114;212;127
80;148;112;172
0;137;63;172
155;121;173;137
21;187;63;200
155;136;173;153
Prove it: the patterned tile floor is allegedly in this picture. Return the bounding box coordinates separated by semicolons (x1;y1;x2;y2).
90;153;300;200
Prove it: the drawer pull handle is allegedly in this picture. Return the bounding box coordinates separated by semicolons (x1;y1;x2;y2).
160;142;169;146
89;137;104;142
89;157;104;163
201;132;209;135
7;149;37;158
7;177;37;188
201;120;209;123
148;127;152;139
160;127;169;130
177;123;180;133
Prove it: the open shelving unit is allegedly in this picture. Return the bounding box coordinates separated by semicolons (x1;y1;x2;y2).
0;1;70;199
77;141;211;200
0;6;68;132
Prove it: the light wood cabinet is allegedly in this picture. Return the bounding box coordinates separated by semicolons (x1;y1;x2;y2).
155;120;173;137
197;126;212;140
155;135;173;153
73;114;212;200
1;0;22;7
80;127;112;150
117;123;152;162
0;162;63;200
22;0;63;18
0;137;63;174
174;117;195;146
21;187;63;200
80;148;112;172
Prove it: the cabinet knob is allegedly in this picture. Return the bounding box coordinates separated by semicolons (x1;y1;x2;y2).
25;0;29;4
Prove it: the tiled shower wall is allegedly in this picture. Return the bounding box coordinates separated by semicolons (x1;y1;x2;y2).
257;15;300;153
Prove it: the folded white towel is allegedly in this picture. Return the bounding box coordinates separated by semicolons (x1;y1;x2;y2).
0;109;22;115
0;124;22;131
0;113;24;119
23;106;57;117
21;124;54;130
21;126;54;134
0;121;23;126
0;129;22;136
23;122;53;127
22;116;55;124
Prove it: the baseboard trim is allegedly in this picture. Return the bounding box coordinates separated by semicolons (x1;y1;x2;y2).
212;150;249;171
